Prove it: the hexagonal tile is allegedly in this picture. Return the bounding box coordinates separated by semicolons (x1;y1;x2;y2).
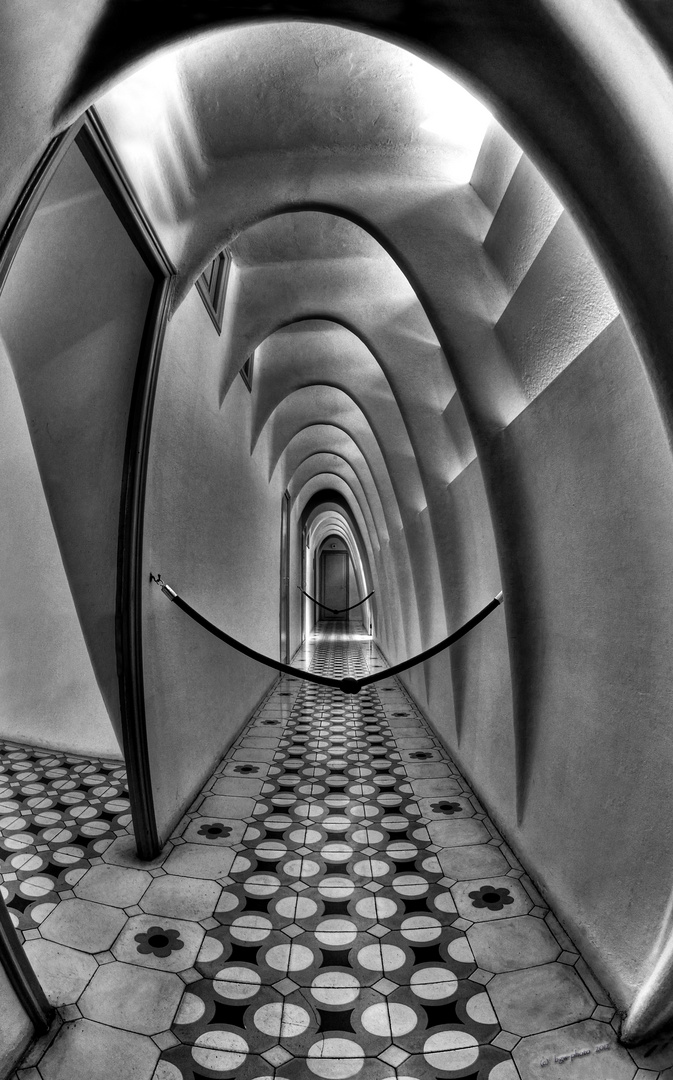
39;898;126;953
438;845;510;881
162;843;235;880
38;1018;159;1080
74;864;152;908
140;874;221;922
468;916;561;973
79;961;183;1034
427;819;491;847
513;1019;638;1079
112;914;204;972
22;938;97;1005
489;963;596;1036
451;877;532;922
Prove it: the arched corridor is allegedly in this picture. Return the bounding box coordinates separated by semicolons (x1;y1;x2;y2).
2;4;673;1077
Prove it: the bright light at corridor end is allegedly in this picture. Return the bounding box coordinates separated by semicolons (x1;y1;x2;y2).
415;63;492;182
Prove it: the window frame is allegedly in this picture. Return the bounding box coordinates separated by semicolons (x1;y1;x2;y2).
240;350;255;391
195;248;232;333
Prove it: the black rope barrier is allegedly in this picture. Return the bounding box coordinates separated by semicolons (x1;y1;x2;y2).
297;585;375;616
150;574;504;695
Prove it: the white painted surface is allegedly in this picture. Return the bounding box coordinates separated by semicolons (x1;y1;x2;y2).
143;289;283;842
0;140;153;757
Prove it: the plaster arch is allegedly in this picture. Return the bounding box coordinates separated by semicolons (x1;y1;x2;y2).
298;489;379;606
247;321;426;509
282;441;391;556
311;519;370;596
254;374;425;514
291;465;381;557
285;449;415;647
35;2;673;438
5;2;673;1042
225;299;467;529
266;384;423;526
289;461;388;621
264;392;404;530
227;226;470;630
304;514;374;637
301;492;378;631
268;396;438;646
302;493;376;592
314;526;370;613
93;31;673;1034
292;471;406;655
284;432;447;648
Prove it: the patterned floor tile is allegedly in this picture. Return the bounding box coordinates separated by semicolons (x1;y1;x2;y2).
2;621;650;1079
112;913;205;972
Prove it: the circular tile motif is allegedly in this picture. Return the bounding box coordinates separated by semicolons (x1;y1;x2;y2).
307;1038;365;1078
410;967;458;1000
2;642;522;1080
311;971;362;1005
214;967;262;999
361;1002;417;1036
265;943;315;972
230;915;273;942
423;1030;480;1070
254;1001;311;1037
191;1031;248;1071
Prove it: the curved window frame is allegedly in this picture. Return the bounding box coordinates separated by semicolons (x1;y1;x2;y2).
196;248;231;333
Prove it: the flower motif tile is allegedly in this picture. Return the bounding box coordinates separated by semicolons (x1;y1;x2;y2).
0;742;129;935
419;795;475;819
113;914;204;972
451;877;532;923
180;816;246;845
3;622;646;1079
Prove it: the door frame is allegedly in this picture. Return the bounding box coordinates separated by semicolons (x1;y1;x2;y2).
320;547;350;619
0;105;176;1040
279;489;291;663
0;109;176;858
0;106;176;1037
76;108;176;861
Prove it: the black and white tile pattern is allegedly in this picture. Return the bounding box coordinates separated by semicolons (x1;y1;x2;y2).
0;745;129;937
1;623;657;1080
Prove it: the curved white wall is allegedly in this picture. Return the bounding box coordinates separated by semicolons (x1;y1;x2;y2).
5;5;673;1043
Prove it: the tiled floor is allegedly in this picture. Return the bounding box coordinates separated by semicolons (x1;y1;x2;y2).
1;623;664;1080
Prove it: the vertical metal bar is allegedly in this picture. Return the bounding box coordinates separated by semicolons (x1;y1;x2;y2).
0;897;52;1034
